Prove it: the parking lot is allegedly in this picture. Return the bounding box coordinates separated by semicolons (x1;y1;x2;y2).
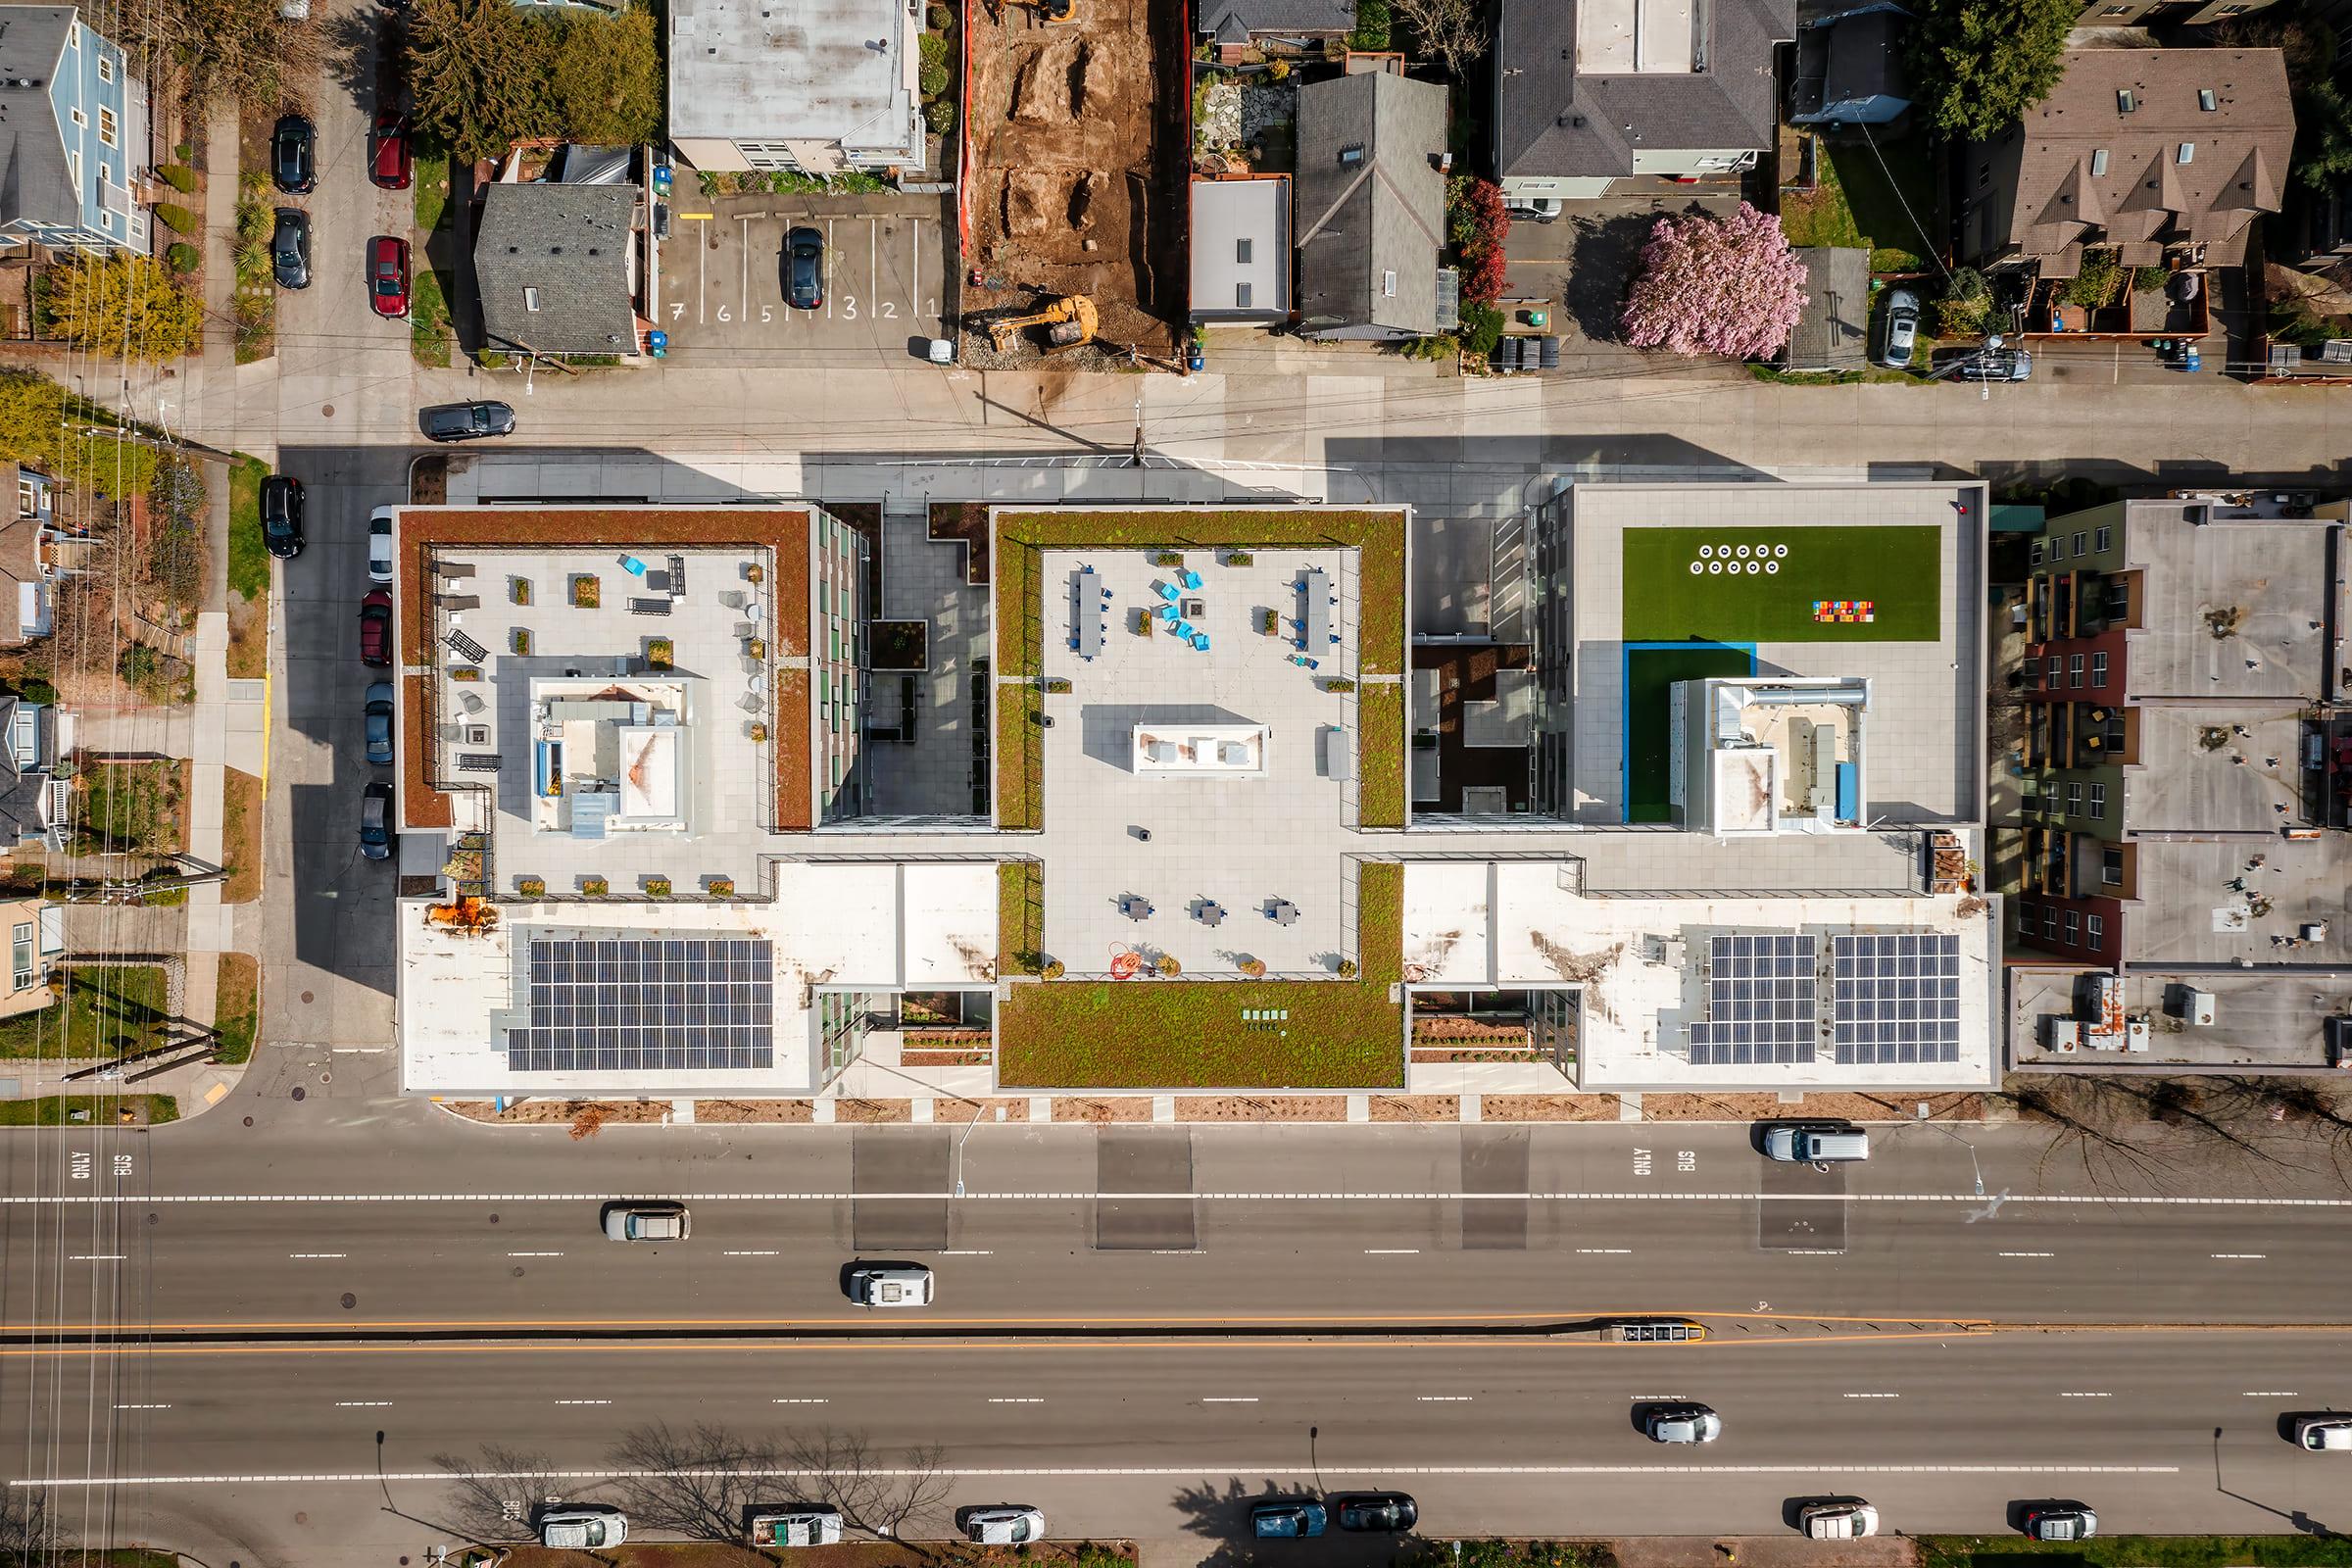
657;191;951;365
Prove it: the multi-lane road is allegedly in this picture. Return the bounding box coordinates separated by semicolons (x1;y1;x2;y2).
6;1116;2352;1561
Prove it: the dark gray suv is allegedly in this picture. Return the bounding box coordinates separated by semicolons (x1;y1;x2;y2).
419;401;515;443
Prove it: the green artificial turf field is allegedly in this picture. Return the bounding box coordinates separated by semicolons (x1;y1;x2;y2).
1622;524;1942;643
1624;643;1755;823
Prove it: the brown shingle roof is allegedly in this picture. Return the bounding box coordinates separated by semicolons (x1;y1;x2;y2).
1998;49;2293;264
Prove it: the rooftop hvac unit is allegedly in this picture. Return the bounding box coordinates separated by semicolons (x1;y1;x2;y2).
2184;987;2216;1027
2042;1018;2082;1053
2328;1016;2352;1068
2125;1018;2151;1053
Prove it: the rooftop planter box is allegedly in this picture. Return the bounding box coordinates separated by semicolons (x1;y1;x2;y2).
647;637;673;669
514;876;546;899
707;876;735;898
1152;551;1184;567
511;577;532;605
581;876;609;897
570;574;601;608
510;629;530;656
644;876;672;898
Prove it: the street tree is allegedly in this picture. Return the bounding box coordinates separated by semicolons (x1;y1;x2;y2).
783;1428;954;1538
406;0;663;157
44;255;205;363
607;1422;779;1541
1904;0;2077;143
0;1493;66;1558
432;1444;565;1543
2296;80;2352;191
1392;0;1486;78
124;0;321;112
547;7;664;147
1619;202;1808;361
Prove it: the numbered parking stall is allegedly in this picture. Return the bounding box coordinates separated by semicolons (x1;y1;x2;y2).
656;192;951;365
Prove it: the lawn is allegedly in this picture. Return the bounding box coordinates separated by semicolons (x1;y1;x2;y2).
75;760;187;854
998;862;1403;1088
227;451;271;679
220;765;263;902
1780;131;1937;273
1358;682;1404;828
211;951;259;1065
1919;1538;2352;1568
412;142;457;368
1621;524;1942;644
995;682;1044;831
0;1094;177;1126
410;263;454;369
0;964;170;1059
999;858;1044;972
1624;643;1754;823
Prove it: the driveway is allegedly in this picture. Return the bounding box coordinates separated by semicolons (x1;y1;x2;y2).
1499;191;1747;380
658;189;952;366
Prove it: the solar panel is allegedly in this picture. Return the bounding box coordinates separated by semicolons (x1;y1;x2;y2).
1831;933;1963;1064
1688;933;1818;1066
506;935;775;1072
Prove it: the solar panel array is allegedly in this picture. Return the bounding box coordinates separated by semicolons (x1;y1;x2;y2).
1688;934;1818;1065
506;935;775;1073
1831;933;1963;1064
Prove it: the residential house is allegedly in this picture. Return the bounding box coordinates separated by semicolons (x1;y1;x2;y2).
1788;4;1911;128
1958;49;2292;276
1190;175;1291;325
1293;69;1450;341
2000;492;2352;1073
1494;0;1794;204
0;466;55;648
0;6;149;253
0;896;61;1021
667;0;922;174
2076;0;2279;24
0;695;67;852
1781;246;1869;371
1196;0;1355;64
473;148;651;358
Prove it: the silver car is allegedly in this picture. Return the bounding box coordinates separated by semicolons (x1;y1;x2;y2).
1876;288;1920;369
364;682;394;767
2025;1504;2097;1541
602;1200;689;1242
1642;1403;1722;1444
958;1505;1045;1544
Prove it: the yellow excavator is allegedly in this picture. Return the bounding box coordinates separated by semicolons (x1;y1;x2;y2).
987;294;1099;354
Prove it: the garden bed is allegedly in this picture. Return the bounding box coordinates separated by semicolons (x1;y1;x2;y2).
0;964;170;1059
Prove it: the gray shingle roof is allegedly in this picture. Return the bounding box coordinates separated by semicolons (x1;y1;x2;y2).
1494;0;1794;181
0;697;44;848
1199;0;1354;45
1294;71;1447;338
1784;246;1867;371
0;8;81;233
473;183;640;355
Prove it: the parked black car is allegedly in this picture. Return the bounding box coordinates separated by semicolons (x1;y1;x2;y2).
419;401;515;443
271;208;311;289
785;226;825;311
260;474;304;559
1954;346;2033;382
359;780;394;861
1334;1494;1418;1534
271;114;315;194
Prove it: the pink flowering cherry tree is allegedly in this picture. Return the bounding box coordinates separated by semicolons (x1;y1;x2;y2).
1620;201;1810;360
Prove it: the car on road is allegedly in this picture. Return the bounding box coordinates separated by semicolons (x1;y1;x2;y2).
1876;288;1921;369
957;1506;1044;1544
271;114;315;193
364;682;394;766
369;112;412;190
603;1200;690;1242
538;1505;626;1548
750;1509;843;1546
1334;1493;1417;1533
1762;1123;1870;1164
2294;1415;2352;1450
260;475;304;559
2022;1504;2096;1542
785;225;825;311
368;507;395;584
849;1262;933;1307
359;587;393;667
1250;1499;1327;1539
368;235;410;318
420;401;515;443
1955;347;2033;382
1798;1500;1879;1539
1642;1403;1722;1444
271;207;311;289
359;779;394;861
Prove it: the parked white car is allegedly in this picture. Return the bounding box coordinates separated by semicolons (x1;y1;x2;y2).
958;1505;1046;1544
1799;1501;1879;1539
538;1506;626;1548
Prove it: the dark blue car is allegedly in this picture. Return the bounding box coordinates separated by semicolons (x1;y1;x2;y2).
1250;1500;1326;1540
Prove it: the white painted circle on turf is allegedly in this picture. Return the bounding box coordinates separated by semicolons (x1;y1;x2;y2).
1690;562;1704;574
1736;544;1751;559
1699;545;1714;559
1765;560;1780;573
1775;544;1789;558
1707;561;1723;574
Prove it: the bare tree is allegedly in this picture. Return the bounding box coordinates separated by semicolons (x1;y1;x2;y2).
432;1444;565;1543
0;1492;67;1558
784;1428;955;1539
2000;1073;2310;1195
1392;0;1487;77
607;1421;779;1542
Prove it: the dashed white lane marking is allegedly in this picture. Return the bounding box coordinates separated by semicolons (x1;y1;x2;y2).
507;1251;564;1258
1842;1393;1900;1399
114;1403;170;1410
6;1190;2350;1208
1152;1250;1204;1256
2058;1393;2112;1398
1416;1396;1474;1402
68;1254;123;1262
940;1250;994;1256
723;1250;782;1257
1200;1397;1259;1404
2212;1253;2268;1259
987;1397;1045;1404
19;1463;2183;1489
334;1401;394;1408
1364;1249;1419;1254
773;1398;828;1404
287;1252;346;1260
1575;1248;1633;1255
1998;1251;2054;1258
2244;1392;2300;1398
553;1399;611;1406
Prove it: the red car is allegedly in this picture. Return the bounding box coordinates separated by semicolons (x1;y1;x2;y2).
368;235;410;319
359;588;393;667
369;113;412;190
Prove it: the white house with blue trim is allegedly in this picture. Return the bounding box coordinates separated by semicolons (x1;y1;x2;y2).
0;6;149;253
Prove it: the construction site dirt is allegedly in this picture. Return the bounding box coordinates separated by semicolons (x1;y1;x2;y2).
961;0;1186;363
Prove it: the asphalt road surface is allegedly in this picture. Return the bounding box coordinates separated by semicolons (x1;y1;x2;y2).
7;1120;2352;1562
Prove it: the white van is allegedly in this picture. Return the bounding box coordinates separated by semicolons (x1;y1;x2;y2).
1763;1124;1870;1163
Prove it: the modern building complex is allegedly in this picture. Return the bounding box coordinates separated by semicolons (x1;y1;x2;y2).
386;481;1999;1102
0;5;149;254
1998;493;2352;1072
